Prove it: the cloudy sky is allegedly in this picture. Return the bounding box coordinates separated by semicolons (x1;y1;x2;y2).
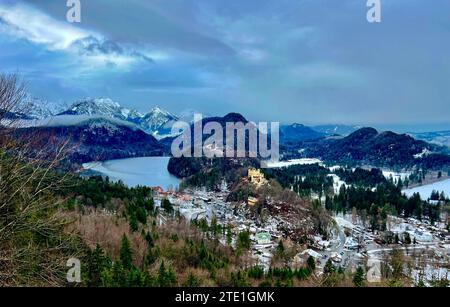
0;0;449;129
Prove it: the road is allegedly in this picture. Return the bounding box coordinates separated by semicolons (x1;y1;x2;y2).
317;222;347;267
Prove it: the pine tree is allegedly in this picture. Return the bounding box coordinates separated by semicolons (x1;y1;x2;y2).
183;272;201;287
157;261;167;286
416;279;426;287
276;240;285;257
307;256;316;272
87;244;111;287
120;234;133;270
145;231;154;247
146;197;155;212
325;196;333;211
353;267;365;287
210;216;219;237
144;247;160;267
127;267;143;287
136;207;148;225
111;261;127;287
236;230;251;251
322;259;338;287
323;259;335;275
161;198;174;214
158;261;176;287
226;227;232;246
404;232;412;245
230;270;250;287
397;177;403;189
129;212;139;232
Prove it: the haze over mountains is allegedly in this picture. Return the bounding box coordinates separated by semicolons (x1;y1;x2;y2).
408;131;450;149
3;97;450;169
57;98;180;139
11;97;450;143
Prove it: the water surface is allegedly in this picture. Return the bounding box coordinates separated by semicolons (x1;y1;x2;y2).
83;157;180;189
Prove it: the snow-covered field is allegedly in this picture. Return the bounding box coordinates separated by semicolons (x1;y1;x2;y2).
412;266;449;286
335;216;355;230
403;178;450;199
262;158;322;168
327;174;347;194
83;157;180;189
382;170;411;183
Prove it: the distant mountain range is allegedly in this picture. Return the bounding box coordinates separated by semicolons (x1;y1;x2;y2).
58;98;179;139
311;124;361;136
4;97;206;164
408;131;450;149
4;97;450;169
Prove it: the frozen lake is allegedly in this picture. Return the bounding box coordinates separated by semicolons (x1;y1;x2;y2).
83;157;181;189
403;178;450;199
262;158;323;168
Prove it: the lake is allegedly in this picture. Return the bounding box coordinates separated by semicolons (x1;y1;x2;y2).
82;157;181;189
262;158;323;168
403;178;450;199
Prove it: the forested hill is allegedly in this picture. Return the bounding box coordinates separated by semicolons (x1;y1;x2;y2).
286;127;450;169
13;118;165;164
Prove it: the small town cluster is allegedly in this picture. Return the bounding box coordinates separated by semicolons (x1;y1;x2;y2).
151;167;450;284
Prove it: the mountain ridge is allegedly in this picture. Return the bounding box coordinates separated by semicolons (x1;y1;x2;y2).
57;98;179;138
13;117;165;164
294;127;450;169
9;97;450;169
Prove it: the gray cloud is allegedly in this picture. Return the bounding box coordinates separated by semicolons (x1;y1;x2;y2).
70;36;154;64
2;0;450;128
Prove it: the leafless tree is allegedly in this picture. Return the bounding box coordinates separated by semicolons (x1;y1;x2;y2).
0;74;28;125
0;73;80;286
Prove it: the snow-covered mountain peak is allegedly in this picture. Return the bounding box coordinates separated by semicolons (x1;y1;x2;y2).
67;98;124;118
23;96;67;119
147;106;178;120
26;96;187;138
139;106;179;137
70;98;122;115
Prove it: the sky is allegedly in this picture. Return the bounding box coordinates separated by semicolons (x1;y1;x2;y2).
0;0;449;129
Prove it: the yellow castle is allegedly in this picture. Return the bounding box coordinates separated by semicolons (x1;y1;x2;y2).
248;168;267;186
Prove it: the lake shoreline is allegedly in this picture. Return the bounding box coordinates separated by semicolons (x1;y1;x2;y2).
82;156;180;189
403;177;450;200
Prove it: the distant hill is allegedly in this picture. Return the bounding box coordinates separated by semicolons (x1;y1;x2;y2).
162;112;246;142
280;123;324;144
312;124;361;136
13;117;164;164
167;112;262;178
292;127;450;169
